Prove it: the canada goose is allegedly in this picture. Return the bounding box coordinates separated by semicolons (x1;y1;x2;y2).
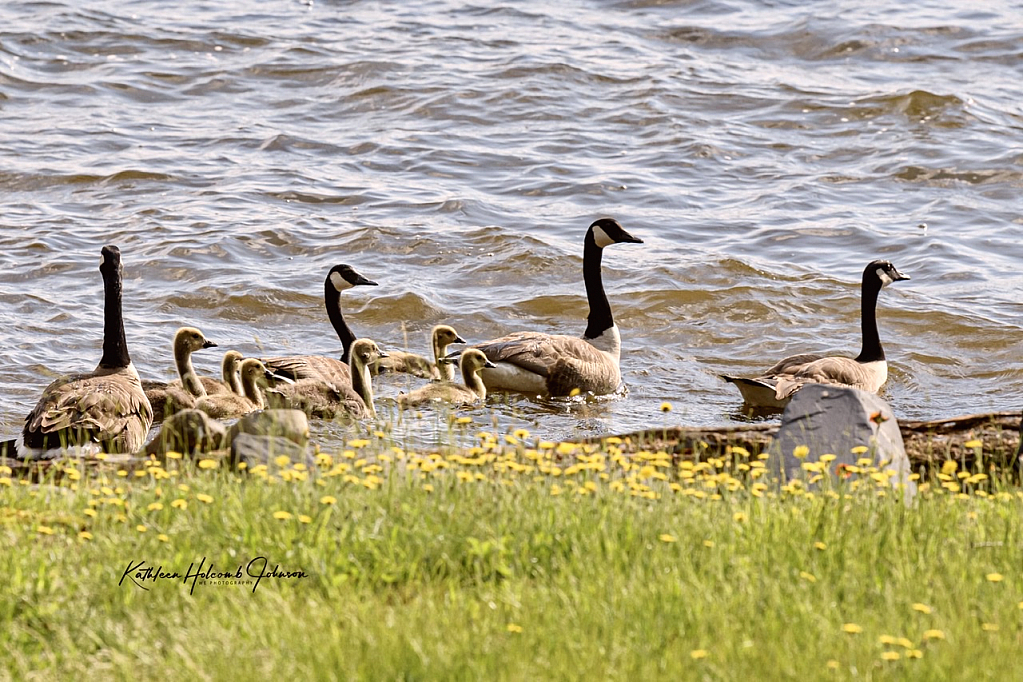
193;358;276;419
21;245;153;454
221;349;245;395
721;260;911;408
267;338;386;419
262;264;376;386
143;327;220;421
470;218;643;397
371;325;467;380
398;349;497;408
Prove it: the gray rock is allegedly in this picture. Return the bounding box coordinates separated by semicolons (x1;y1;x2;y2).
225;409;310;448
769;384;915;499
143;409;228;458
230;433;314;468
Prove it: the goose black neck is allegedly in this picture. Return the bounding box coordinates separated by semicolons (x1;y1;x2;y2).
325;279;357;364
582;232;613;340
98;262;131;369
855;272;885;363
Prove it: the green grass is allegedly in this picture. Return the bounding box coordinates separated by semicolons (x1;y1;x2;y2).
1;432;1021;681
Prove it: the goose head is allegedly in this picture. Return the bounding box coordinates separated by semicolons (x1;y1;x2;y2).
239;358;277;387
459;348;497;373
328;264;378;292
174;326;217;354
587;218;644;249
350;338;388;368
865;260;911;289
100;244;121;274
432;324;466;351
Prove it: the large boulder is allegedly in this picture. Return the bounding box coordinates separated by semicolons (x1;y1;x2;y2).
143;409;228;458
225;409;310;448
768;384;915;499
230;433;315;468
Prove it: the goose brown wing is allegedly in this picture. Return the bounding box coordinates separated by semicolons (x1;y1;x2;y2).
24;367;153;452
262;355;351;385
476;332;608;377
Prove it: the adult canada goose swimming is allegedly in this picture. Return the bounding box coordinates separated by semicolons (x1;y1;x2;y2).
267;338;386;419
471;218;643;397
398;349;497;408
143;327;220;422
21;245;153;454
193;358;276;419
262;263;376;386
720;259;910;408
371;325;467;381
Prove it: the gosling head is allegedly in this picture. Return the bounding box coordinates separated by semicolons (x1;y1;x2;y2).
440;349;497;372
174;326;217;353
587;218;644;249
327;264;378;292
432;324;467;348
239;358;276;386
350;338;387;367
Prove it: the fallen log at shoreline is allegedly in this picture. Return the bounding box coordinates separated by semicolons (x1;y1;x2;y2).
589;410;1023;471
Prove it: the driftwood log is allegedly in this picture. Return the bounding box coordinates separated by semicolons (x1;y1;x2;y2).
587;411;1023;471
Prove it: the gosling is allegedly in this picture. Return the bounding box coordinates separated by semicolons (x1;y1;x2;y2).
397;349;496;408
371;325;466;381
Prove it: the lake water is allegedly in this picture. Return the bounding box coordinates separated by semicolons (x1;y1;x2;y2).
2;0;1021;448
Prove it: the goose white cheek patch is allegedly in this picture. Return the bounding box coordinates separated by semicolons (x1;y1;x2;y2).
876;268;895;287
592;225;614;248
330;271;354;291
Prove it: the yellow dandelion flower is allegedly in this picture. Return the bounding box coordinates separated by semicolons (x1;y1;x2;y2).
348;439;370;448
733;512;747;523
986;573;1004;582
912;603;932;614
690;649;708;660
157;534;169;543
981;623;999;632
659;534;677;543
197;459;217;470
298;515;312;524
896;638;913;649
166;451;183;460
272;510;293;520
506;623;523;633
569;388;581;397
941;460;957;474
455;417;473;424
906;649;923;659
841;623;863;634
79;531;93;541
881;652;901;661
1018;601;1023;610
423;484;434;493
0;465;11;475
826;660;839;670
320;495;337;505
703;539;715;548
800;571;817;583
37;526;54;535
147;502;164;511
850;445;869;454
177;483;190;492
792;445;809;459
84;508;98;518
136;525;147;533
196;494;213;504
879;634;896;645
660;401;672;413
963;439;982;449
171;498;187;510
819;453;837;463
550;485;562;496
923;629;945;640
814;541;827;551
273;455;291;467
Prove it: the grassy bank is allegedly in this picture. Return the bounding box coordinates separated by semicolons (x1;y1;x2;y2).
2;425;1022;680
